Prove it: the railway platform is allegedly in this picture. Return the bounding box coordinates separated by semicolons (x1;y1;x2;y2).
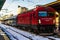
0;29;9;40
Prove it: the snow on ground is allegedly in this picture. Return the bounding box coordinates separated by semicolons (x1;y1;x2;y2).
0;24;29;40
0;24;49;40
0;24;60;40
6;29;29;40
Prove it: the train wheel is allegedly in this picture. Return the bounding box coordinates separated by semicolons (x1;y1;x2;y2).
22;27;26;30
25;27;29;31
33;29;39;34
18;26;25;30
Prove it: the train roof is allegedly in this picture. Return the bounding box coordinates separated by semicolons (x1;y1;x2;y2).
18;6;55;15
34;6;56;12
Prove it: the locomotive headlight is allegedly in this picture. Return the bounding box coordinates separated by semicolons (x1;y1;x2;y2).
39;19;41;24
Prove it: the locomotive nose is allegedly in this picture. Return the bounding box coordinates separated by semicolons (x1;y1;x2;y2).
39;17;54;25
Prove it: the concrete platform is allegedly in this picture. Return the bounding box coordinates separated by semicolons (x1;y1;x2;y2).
0;29;9;40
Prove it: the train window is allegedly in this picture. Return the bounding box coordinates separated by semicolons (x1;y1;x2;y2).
38;11;47;17
48;12;54;16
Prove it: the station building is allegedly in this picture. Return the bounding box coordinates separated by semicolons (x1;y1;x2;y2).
17;6;28;14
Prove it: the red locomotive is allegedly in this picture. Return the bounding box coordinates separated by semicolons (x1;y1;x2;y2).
16;6;56;35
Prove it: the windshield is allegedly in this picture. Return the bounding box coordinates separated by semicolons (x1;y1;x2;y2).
38;11;47;17
48;12;54;17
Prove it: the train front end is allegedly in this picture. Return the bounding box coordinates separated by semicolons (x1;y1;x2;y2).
37;6;56;34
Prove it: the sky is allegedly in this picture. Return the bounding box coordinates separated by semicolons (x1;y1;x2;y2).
0;0;56;15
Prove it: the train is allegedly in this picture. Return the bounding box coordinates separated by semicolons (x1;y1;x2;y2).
2;6;58;35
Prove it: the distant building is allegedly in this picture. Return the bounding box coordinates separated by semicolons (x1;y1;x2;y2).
22;7;28;12
17;6;22;14
17;6;28;14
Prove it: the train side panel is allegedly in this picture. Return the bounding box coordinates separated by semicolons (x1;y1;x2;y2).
31;11;38;25
17;12;31;26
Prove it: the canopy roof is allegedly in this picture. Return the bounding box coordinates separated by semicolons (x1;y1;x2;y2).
44;1;60;13
0;0;6;10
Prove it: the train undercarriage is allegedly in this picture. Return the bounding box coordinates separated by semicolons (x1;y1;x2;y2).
16;24;56;35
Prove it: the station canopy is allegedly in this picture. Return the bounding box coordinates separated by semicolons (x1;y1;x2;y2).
0;0;6;10
44;1;60;13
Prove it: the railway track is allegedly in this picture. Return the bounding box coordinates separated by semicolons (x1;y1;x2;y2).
0;24;60;40
14;26;60;40
8;28;33;40
43;35;60;40
0;27;18;40
1;27;31;40
8;26;60;40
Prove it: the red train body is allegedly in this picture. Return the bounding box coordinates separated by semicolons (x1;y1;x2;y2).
17;6;56;34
